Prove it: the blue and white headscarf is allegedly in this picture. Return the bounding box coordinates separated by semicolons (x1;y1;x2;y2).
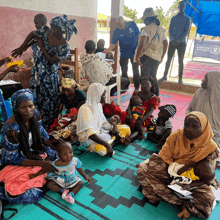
50;14;77;42
11;89;34;111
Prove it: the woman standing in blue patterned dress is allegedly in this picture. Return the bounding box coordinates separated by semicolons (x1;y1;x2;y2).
12;15;77;130
30;15;77;130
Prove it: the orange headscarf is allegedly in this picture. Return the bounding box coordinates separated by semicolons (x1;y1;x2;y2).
159;111;217;165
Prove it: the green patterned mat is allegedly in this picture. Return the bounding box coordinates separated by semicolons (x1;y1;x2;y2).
3;138;220;220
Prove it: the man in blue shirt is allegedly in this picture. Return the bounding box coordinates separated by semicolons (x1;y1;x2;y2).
159;1;190;84
104;16;140;90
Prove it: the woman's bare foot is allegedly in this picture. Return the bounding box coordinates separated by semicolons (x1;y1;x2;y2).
177;207;190;220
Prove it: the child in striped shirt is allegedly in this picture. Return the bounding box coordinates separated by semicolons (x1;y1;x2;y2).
147;104;177;150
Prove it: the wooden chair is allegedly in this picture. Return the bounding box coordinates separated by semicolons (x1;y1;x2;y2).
105;44;121;105
60;48;79;83
60;48;89;91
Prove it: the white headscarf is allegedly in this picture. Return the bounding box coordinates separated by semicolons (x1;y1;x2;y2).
186;71;220;147
81;54;113;85
77;83;106;136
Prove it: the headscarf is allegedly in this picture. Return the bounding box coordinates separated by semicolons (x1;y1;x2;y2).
61;77;79;88
159;111;217;165
11;89;34;111
77;83;106;137
186;71;220;146
11;89;45;160
50;14;77;41
81;54;113;85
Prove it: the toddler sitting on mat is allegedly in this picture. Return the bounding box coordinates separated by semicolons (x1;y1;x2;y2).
46;142;91;204
147;104;176;150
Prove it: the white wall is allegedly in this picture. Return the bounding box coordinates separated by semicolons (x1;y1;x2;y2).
0;0;97;19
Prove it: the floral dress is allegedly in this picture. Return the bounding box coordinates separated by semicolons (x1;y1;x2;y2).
0;109;57;204
30;27;70;130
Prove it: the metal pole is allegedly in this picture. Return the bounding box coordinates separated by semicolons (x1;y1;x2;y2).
107;17;109;33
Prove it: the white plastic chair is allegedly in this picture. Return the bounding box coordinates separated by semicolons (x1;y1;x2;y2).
106;72;121;105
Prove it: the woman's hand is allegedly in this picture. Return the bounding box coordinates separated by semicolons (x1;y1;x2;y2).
185;160;196;167
41;161;58;173
125;115;132;125
136;58;143;66
58;113;63;120
12;46;25;58
4;57;12;64
210;177;219;190
7;64;19;73
181;184;191;191
38;39;44;50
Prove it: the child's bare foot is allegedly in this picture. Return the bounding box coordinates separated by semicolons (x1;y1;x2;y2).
105;151;115;157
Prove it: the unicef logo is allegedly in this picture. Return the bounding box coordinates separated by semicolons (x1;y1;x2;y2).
210;46;220;54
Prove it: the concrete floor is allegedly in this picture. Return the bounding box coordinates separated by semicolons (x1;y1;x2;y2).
97;31;220;87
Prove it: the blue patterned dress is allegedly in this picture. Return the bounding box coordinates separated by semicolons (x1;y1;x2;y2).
30;28;70;130
0;109;57;204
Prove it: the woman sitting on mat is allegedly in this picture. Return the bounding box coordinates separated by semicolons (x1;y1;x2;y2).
58;74;86;119
125;77;159;140
137;111;219;220
76;83;114;157
0;89;57;204
186;71;220;148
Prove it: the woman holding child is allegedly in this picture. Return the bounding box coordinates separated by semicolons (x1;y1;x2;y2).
13;15;77;130
58;74;86;118
186;71;220;148
0;89;57;204
77;83;114;157
125;77;159;137
137;111;219;219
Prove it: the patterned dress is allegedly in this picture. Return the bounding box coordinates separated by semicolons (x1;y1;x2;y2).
30;28;70;130
0;109;57;204
47;157;82;188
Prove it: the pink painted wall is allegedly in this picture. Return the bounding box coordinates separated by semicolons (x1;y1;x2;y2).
0;7;96;87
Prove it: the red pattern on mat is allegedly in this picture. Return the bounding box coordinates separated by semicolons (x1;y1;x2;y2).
182;62;220;80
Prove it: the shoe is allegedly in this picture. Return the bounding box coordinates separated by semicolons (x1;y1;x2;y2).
178;78;183;84
65;194;75;204
158;76;167;83
61;189;70;200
